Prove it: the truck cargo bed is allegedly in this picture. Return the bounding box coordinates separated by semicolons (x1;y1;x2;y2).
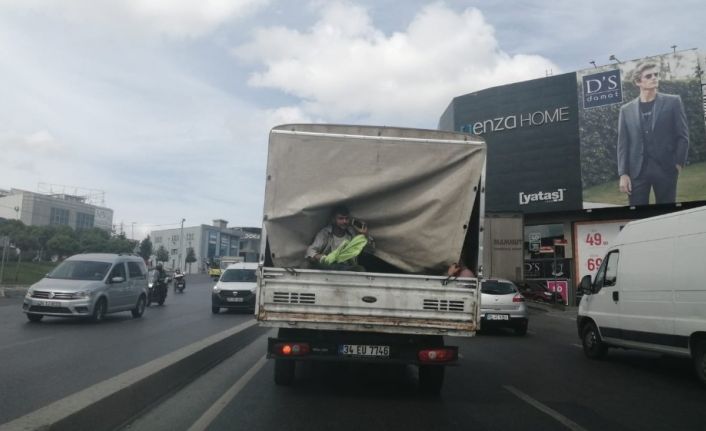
257;267;479;337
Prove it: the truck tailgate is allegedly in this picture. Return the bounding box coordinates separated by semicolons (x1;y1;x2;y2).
257;267;479;337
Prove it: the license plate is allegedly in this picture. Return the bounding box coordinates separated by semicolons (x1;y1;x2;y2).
339;344;390;357
486;314;509;321
38;300;61;307
226;297;244;302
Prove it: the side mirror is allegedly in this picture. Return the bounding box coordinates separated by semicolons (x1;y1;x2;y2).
579;275;593;295
111;276;125;284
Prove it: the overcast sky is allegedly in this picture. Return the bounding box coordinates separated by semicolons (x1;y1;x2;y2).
1;0;704;239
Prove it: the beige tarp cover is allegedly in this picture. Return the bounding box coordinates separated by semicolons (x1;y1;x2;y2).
263;124;486;274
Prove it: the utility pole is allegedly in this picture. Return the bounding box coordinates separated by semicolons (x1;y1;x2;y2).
131;222;136;240
0;238;8;285
178;219;186;272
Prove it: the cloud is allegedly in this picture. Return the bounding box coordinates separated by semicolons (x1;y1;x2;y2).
234;1;560;126
1;130;65;155
0;0;269;38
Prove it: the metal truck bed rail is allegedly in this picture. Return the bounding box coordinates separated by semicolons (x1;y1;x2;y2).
257;267;479;337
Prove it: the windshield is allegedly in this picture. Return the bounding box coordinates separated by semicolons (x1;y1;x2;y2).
221;269;257;282
481;281;517;295
46;261;112;281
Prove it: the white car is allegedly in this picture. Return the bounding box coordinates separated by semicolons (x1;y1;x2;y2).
211;262;258;314
23;253;148;322
480;279;529;335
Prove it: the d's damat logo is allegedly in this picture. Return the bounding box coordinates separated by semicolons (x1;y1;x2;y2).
582;70;622;109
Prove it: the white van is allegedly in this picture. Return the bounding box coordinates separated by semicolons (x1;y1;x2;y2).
577;205;706;384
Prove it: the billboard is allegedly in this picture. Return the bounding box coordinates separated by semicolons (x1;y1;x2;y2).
440;49;706;213
577;50;706;208
451;73;583;213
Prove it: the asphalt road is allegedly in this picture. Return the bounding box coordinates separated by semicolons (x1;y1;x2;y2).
123;307;706;431
0;274;258;424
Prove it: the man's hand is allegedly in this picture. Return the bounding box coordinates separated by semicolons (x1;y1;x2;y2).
619;175;632;195
447;263;461;277
353;224;368;236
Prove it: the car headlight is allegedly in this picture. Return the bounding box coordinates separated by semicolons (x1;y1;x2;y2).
25;289;33;298
213;285;221;293
71;291;91;299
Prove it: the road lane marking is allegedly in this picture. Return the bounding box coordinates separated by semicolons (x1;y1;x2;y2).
0;319;259;431
187;355;267;431
504;385;588;431
527;330;536;335
0;336;54;352
572;344;582;348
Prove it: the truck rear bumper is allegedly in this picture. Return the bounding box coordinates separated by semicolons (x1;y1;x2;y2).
266;329;459;366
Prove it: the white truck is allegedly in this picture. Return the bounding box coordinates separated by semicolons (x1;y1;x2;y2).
256;124;486;393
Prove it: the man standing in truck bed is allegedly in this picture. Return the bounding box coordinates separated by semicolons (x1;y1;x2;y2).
306;204;375;271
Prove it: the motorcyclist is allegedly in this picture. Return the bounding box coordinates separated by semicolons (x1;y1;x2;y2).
155;264;167;284
148;263;168;305
173;268;186;292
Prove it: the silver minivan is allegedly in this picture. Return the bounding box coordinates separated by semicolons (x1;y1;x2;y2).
22;253;149;323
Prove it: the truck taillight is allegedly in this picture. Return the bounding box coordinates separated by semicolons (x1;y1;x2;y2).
418;348;456;363
513;294;525;302
274;342;310;356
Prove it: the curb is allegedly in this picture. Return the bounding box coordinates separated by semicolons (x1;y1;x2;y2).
0;319;261;431
526;301;567;313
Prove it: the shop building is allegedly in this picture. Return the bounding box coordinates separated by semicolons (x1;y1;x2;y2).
440;49;706;304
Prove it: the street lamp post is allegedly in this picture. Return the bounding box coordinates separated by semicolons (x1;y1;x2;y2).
178;218;185;272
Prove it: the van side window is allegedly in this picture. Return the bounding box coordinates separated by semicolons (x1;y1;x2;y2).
604;251;619;287
594;251;619;290
109;263;126;280
128;262;145;279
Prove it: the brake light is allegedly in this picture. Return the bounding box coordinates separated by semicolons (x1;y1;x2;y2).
273;342;310;356
513;294;525;302
418;348;456;363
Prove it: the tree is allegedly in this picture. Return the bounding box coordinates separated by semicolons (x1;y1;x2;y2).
78;228;110;253
107;233;136;254
156;245;169;264
46;234;79;260
139;236;153;261
185;247;196;273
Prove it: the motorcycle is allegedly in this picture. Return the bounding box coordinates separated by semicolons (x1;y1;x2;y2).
147;270;168;306
173;273;186;293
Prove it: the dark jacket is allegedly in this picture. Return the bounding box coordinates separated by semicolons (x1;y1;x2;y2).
617;92;689;178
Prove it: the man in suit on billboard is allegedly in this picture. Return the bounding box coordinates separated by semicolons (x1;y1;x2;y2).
617;61;689;205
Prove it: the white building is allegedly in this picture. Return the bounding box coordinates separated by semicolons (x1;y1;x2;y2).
0;188;113;231
150;219;261;273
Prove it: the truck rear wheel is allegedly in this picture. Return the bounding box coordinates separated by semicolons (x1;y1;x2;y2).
418;365;444;394
274;359;295;386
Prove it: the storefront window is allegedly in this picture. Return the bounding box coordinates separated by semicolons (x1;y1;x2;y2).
524;224;566;259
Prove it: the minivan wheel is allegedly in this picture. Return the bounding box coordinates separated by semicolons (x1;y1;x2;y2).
27;313;43;322
211;306;220;314
582;323;607;359
131;295;146;318
515;320;528;336
92;298;107;322
693;340;706;385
